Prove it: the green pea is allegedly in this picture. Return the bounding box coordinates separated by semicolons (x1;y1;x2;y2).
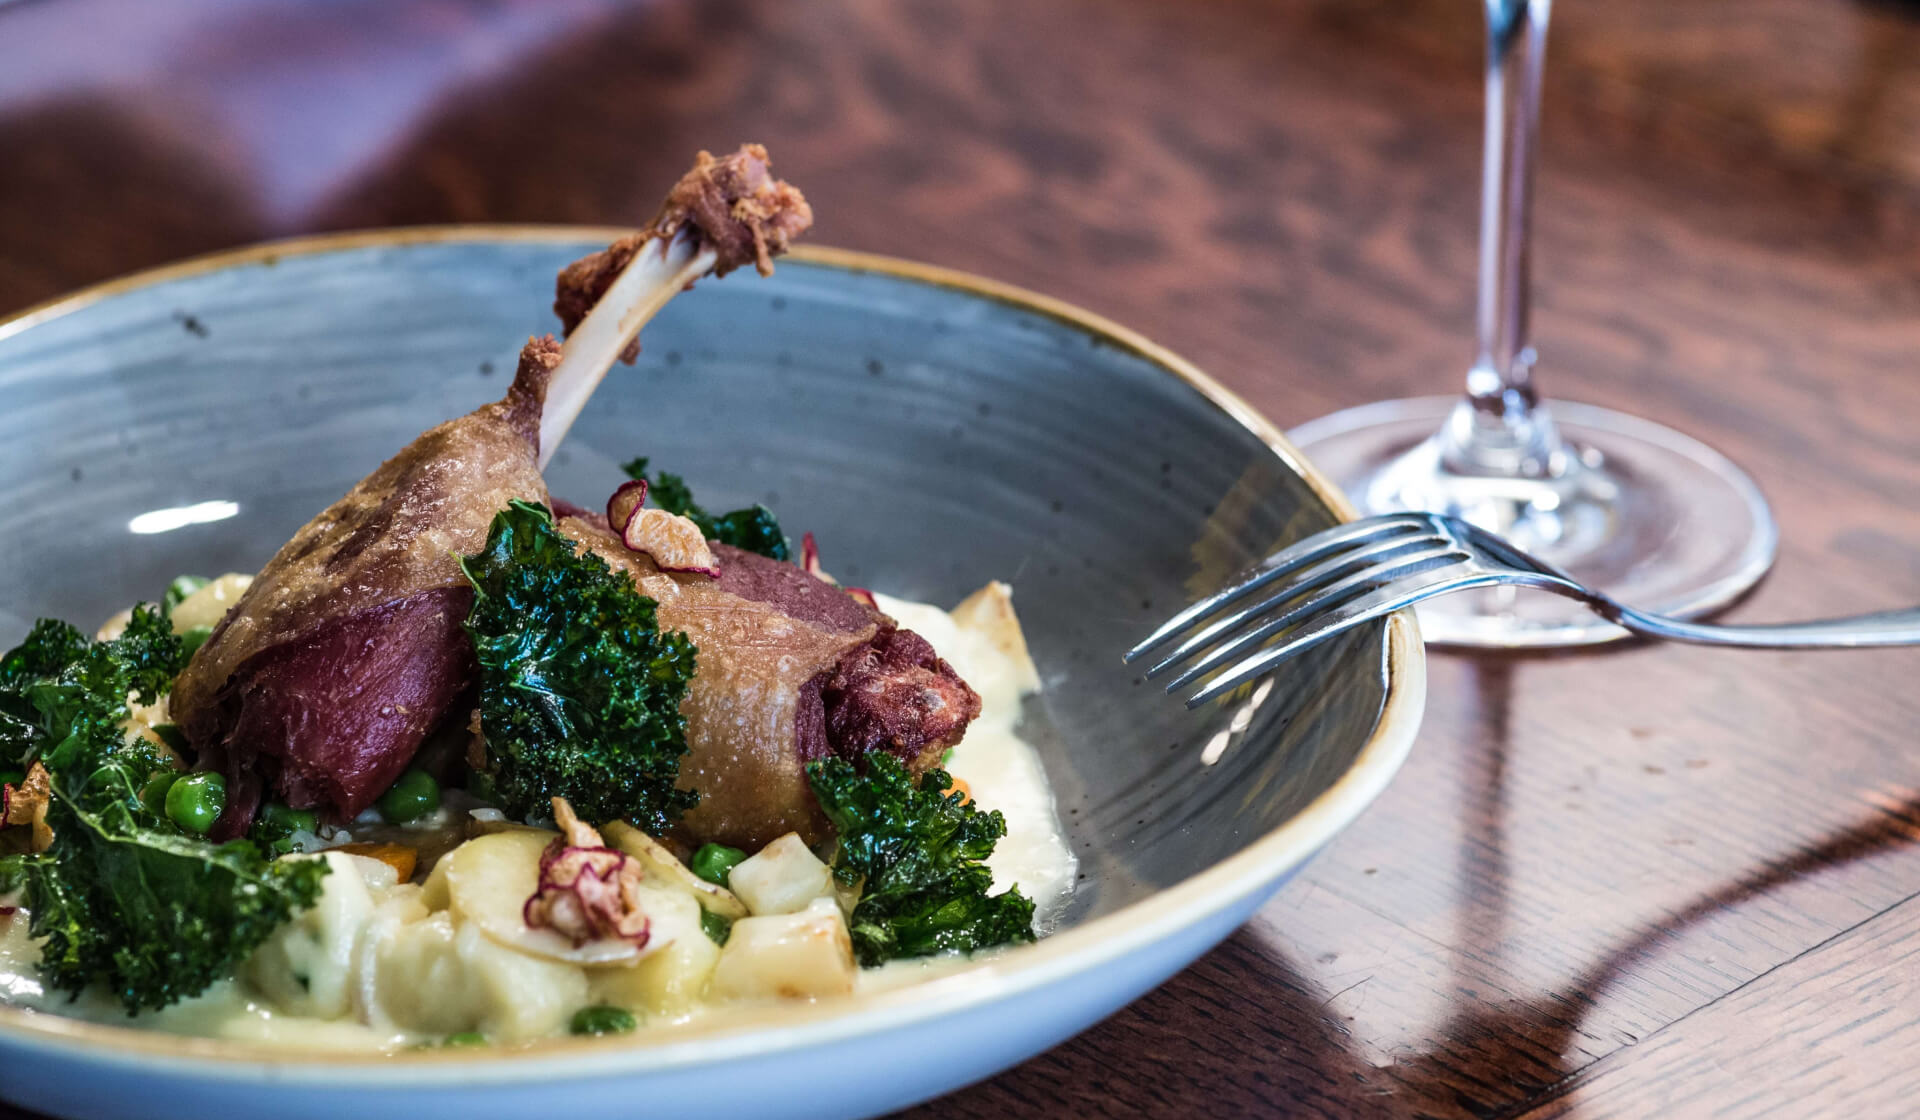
0;769;25;789
149;722;190;753
164;575;210;608
253;799;316;849
254;801;318;843
443;1031;487;1047
165;772;225;835
377;770;440;824
140;771;179;816
690;843;748;887
178;625;215;661
568;1005;636;1037
699;909;732;946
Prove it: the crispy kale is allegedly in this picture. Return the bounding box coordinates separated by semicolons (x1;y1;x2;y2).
0;605;329;1013
461;500;700;834
0;619;90;687
0;619;89;766
10;609;179;774
621;457;790;561
806;754;1035;966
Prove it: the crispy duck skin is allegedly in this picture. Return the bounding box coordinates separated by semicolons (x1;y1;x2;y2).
557;515;980;849
175;340;560;836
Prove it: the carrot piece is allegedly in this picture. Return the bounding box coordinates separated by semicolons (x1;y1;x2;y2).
334;841;418;881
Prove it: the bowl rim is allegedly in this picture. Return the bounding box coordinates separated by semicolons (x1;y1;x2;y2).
0;226;1425;1083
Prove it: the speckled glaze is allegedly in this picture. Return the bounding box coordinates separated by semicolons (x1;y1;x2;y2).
0;231;1423;1120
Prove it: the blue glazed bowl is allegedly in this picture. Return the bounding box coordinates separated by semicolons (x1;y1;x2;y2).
0;230;1422;1120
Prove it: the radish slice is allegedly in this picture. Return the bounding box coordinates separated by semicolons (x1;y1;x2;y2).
444;830;644;964
799;531;874;607
523;839;652;950
801;531;823;579
606;478;648;533
623;508;720;577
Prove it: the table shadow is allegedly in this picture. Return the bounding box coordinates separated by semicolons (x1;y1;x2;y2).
902;660;1920;1118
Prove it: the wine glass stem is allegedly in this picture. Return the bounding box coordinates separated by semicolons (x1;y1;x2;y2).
1445;0;1560;478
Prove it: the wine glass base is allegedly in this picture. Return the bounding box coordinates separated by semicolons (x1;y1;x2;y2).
1287;396;1778;649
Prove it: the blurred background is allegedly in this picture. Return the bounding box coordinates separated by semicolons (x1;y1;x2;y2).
5;0;1920;461
5;2;1920;1117
5;1;1920;329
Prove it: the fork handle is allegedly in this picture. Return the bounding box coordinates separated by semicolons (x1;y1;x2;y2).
1606;603;1920;649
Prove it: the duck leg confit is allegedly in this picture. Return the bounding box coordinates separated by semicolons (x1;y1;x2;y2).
171;146;977;847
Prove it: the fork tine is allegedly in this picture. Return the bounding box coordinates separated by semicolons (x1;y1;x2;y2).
1123;513;1432;663
1160;543;1470;692
1183;568;1500;708
1143;526;1450;676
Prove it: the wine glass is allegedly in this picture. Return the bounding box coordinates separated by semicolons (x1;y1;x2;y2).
1286;0;1776;647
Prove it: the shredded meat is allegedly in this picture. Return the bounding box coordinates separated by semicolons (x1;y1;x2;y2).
554;144;812;363
817;626;980;765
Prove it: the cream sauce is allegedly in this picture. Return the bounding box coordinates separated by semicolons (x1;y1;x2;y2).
0;582;1076;1044
870;588;1076;928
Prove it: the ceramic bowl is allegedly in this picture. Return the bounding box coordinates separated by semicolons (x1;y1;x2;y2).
0;230;1422;1120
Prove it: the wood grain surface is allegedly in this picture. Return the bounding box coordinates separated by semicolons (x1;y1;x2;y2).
4;0;1920;1116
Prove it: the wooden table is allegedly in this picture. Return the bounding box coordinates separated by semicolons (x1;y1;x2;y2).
5;0;1920;1115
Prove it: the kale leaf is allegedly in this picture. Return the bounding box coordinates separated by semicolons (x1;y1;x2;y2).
806;754;1036;966
0;619;90;689
13;607;180;774
621;457;790;561
461;500;700;834
30;761;330;1013
0;619;89;766
0;605;329;1013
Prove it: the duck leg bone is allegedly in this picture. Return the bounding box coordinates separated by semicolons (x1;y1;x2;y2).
539;230;713;468
171;145;811;836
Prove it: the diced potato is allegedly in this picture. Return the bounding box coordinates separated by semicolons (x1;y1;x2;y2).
710;898;856;1002
420;851;452;911
96;573;253;641
170;572;253;632
366;909;589;1041
121;696;176;758
728;833;834;917
588;887;718;1018
94;609;133;643
243;851;376;1019
441;829;648;966
601;821;748;920
364;911;466;1033
353;883;439;1037
455;918;592;1040
950;580;1040;693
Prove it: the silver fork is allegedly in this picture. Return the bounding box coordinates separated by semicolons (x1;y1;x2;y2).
1127;512;1920;708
